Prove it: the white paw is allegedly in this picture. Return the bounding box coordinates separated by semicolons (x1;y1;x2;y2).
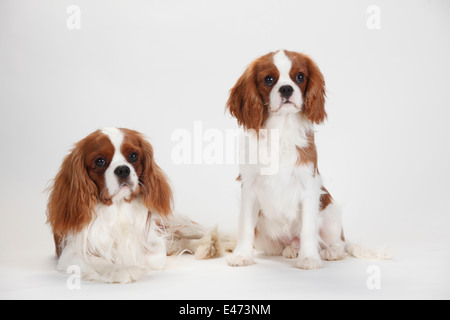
282;245;299;259
296;257;322;270
226;254;254;267
147;253;167;270
93;265;148;284
320;246;346;261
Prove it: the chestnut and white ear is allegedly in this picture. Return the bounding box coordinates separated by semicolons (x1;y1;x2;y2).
226;63;267;131
139;135;173;217
46;141;98;256
303;56;327;124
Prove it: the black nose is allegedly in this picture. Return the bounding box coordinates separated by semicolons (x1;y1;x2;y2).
279;85;294;98
114;165;130;179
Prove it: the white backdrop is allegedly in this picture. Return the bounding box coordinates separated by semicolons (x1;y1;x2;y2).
1;0;449;299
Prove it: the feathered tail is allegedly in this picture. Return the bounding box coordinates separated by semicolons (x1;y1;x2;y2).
344;243;392;260
155;213;236;259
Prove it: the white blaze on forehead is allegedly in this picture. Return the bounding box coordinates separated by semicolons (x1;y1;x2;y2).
269;50;303;112
101;127;125;162
273;50;292;81
100;127;139;199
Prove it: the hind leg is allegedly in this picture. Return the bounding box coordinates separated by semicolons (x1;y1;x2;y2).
254;232;284;256
282;237;300;259
319;202;346;261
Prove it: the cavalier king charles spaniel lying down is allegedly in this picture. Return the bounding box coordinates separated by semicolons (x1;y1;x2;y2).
47;127;234;283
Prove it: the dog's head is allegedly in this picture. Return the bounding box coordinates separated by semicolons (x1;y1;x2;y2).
227;49;326;130
47;127;173;242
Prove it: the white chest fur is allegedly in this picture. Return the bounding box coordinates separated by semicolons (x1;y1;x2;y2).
69;197;152;267
91;199;149;263
239;114;322;241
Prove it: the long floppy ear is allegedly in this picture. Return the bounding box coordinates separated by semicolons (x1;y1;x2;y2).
139;137;173;217
46;141;97;256
303;55;327;124
226;62;266;131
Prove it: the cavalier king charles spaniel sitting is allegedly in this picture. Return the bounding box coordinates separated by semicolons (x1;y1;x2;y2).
47;127;227;283
226;50;388;269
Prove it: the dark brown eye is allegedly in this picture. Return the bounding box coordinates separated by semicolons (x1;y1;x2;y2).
264;75;275;86
295;72;305;84
95;157;106;168
128;152;139;163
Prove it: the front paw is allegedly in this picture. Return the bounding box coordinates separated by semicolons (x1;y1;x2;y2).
147;252;167;270
226;253;254;267
296;256;322;270
91;265;148;283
